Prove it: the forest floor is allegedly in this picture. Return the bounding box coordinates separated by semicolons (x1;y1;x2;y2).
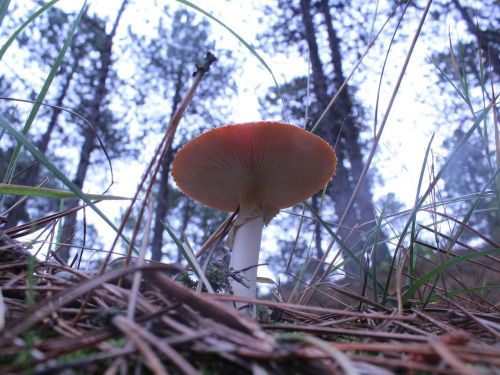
0;229;499;375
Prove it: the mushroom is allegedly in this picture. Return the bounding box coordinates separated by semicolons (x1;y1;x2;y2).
171;121;336;312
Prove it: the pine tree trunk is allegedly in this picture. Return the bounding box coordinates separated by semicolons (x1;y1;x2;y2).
299;0;359;275
150;148;174;262
58;0;128;262
150;72;184;262
311;194;323;260
300;0;390;277
320;0;391;268
4;57;80;229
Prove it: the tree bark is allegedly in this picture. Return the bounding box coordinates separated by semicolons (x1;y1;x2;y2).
326;0;389;240
150;71;184;262
58;0;128;262
150;147;174;262
300;0;390;276
323;0;391;270
311;194;323;260
299;0;360;274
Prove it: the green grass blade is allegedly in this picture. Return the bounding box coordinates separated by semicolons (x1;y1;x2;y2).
304;201;360;269
257;277;276;285
425;285;500;304
0;183;130;201
382;103;494;304
304;202;386;293
176;0;272;80
162;223;214;293
0;288;4;330
0;0;10;28
370;204;387;304
445;168;500;255
409;133;435;286
287;255;316;303
2;1;86;188
430;60;465;101
0;0;60;61
0;96;116;188
402;247;500;304
417;170;500;307
381;133;434;300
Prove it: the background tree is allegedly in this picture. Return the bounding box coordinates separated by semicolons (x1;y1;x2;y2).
56;1;132;261
441;128;499;242
427;0;499;244
2;5;109;229
260;0;390;278
447;0;499;78
130;6;237;262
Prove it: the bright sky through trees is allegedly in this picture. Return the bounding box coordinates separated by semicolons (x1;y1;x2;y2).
53;0;475;209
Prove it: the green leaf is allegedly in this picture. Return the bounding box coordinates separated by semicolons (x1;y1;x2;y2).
257;277;276;285
0;183;130;201
402;247;500;304
425;285;500;303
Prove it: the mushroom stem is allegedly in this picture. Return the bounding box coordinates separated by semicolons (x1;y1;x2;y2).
228;215;264;308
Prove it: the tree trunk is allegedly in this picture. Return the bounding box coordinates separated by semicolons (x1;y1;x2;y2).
451;0;500;78
150;147;174;261
311;194;323;260
176;199;192;263
299;0;361;275
4;57;80;229
320;0;391;268
300;0;390;276
150;72;184;262
58;0;128;262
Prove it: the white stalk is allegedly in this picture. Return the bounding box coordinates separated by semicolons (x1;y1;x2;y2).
228;215;264;309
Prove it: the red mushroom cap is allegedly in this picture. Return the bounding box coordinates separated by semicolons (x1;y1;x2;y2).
171;121;336;213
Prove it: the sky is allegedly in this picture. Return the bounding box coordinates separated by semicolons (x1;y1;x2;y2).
2;1;490;281
73;0;469;204
74;1;463;206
